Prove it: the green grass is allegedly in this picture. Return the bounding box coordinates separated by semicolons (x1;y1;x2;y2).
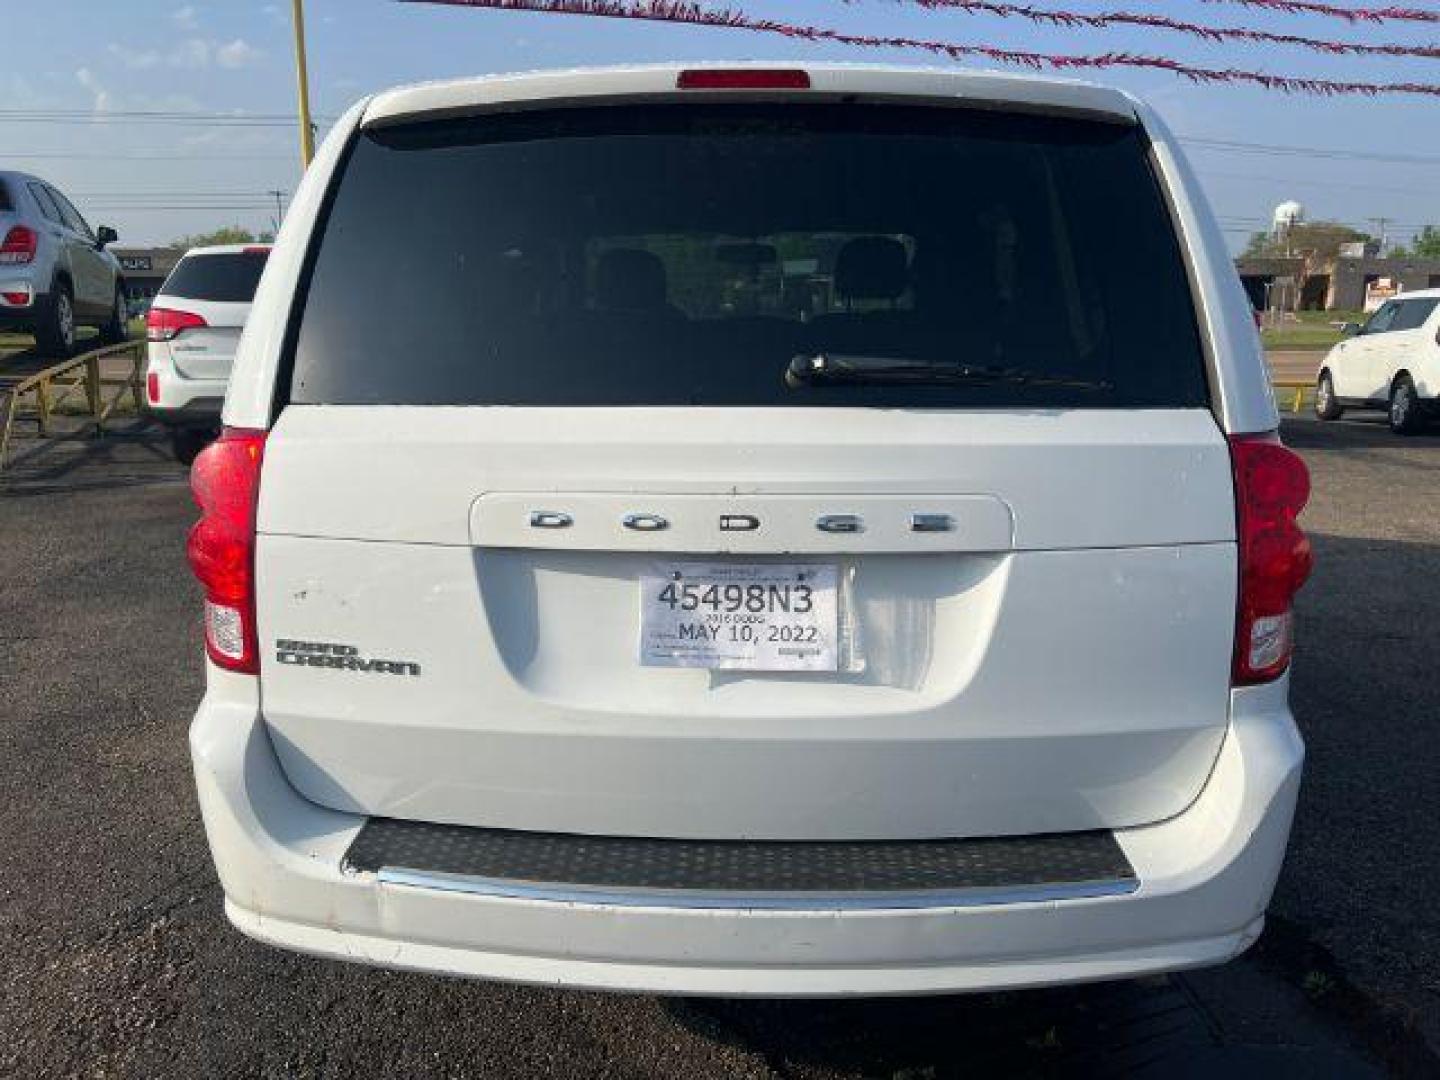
1261;310;1365;351
1;321;145;358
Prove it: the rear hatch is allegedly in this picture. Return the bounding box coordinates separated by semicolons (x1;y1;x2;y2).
155;250;267;379
255;99;1237;841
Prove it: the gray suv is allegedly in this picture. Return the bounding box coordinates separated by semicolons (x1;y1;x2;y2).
0;170;127;355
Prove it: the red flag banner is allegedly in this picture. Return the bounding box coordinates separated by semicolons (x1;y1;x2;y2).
872;0;1440;58
1201;0;1440;23
403;0;1440;96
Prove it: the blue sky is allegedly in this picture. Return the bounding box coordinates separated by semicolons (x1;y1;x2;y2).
4;1;1437;248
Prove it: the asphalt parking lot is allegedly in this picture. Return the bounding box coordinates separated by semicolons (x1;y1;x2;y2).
1;412;1437;1078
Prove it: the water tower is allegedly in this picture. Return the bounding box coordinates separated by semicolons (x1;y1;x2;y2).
1271;200;1305;237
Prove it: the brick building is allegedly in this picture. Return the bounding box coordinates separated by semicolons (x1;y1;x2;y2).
111;247;184;306
1236;253;1440;313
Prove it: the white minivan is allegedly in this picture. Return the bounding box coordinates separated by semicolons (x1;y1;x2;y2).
1315;289;1440;434
187;65;1312;996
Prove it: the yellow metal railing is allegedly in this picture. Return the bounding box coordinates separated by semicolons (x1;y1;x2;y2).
1273;381;1311;414
0;340;145;471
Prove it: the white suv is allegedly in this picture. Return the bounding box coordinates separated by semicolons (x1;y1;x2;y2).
145;244;270;462
1315;289;1440;434
187;65;1312;997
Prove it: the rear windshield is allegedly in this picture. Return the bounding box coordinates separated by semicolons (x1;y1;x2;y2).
0;180;12;212
289;105;1208;409
161;251;268;303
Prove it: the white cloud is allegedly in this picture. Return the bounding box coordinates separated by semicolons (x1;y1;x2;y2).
216;39;263;70
106;34;259;72
75;67;113;113
172;5;199;30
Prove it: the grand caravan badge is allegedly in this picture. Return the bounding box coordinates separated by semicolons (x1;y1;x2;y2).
275;639;421;677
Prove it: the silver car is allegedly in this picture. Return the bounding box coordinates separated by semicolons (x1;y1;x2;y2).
0;170;127;355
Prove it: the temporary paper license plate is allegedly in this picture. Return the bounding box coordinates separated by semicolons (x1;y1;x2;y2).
640;562;838;671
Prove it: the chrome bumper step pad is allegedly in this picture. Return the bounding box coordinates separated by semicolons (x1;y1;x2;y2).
343;820;1137;910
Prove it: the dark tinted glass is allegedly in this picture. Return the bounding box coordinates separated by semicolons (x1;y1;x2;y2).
47;187;93;240
0;180;11;212
1363;301;1399;335
28;183;62;224
290;105;1207;408
161;252;268;302
1390;297;1438;332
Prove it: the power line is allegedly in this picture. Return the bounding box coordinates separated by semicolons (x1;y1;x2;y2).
81;206;284;213
1;150;295;161
68;190;290;197
0;108;337;126
1193;169;1436;197
1179;136;1440;166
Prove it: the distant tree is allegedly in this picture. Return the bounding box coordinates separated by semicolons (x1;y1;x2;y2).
169;225;274;249
1245;221;1371;261
1244;221;1373;313
1242;231;1271;257
1408;225;1440;259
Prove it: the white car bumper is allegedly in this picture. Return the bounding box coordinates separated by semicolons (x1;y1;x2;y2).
144;342;228;425
145;366;227;425
0;280;36;308
191;673;1302;997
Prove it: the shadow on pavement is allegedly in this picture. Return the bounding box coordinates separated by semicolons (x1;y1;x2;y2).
666;980;1214;1077
1282;415;1440;451
1276;528;1440;1070
665;975;1384;1078
0;421;182;497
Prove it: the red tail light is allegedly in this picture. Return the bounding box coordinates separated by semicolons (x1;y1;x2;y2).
677;69;811;90
187;428;266;673
147;306;207;341
146;371;160;405
1229;432;1312;684
0;225;37;265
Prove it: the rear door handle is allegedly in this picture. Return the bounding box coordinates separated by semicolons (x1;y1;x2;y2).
910;513;956;533
816;514;862;534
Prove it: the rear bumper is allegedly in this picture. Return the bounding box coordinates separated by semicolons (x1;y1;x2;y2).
145;399;225;428
191;678;1303;997
142;359;225;426
0;279;40;326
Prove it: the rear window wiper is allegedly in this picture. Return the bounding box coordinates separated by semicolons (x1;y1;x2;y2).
785;353;1114;392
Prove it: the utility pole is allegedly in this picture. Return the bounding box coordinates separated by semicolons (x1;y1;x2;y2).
1368;216;1391;257
291;0;315;169
267;189;287;236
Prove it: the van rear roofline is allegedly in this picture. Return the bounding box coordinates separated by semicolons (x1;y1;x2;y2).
361;63;1142;130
